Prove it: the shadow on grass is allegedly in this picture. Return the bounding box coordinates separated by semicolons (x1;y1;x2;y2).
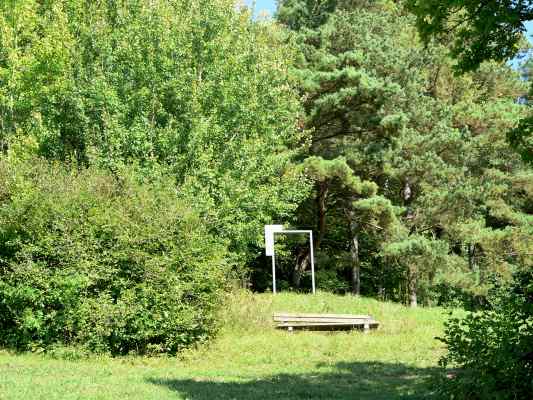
147;361;440;399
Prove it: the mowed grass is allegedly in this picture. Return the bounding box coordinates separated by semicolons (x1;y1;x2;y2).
0;291;452;399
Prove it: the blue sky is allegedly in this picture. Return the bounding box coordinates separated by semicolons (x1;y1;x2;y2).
526;21;533;45
245;0;277;16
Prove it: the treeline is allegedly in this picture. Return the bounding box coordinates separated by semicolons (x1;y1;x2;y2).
0;0;308;265
0;0;531;358
263;0;533;308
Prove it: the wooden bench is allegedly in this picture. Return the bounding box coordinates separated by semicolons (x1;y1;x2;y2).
273;312;379;333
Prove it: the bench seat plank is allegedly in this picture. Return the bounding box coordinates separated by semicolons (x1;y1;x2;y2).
274;313;371;320
275;317;372;324
277;321;379;327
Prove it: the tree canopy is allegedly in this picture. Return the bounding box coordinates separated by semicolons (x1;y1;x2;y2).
274;0;532;306
0;0;308;353
406;0;533;163
406;0;533;72
0;0;309;264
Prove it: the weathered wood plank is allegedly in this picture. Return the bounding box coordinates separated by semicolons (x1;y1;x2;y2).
277;322;379;327
273;312;371;319
276;323;378;331
275;317;373;323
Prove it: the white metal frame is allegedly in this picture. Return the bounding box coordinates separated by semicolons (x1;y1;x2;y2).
265;225;315;294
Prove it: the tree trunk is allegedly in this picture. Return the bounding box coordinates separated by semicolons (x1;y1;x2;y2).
345;208;361;296
0;138;7;154
292;181;328;289
468;243;475;270
408;266;417;308
316;181;328;247
377;262;386;300
350;233;360;296
291;247;309;289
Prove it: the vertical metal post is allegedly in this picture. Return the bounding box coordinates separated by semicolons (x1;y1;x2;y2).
271;253;277;294
309;230;316;294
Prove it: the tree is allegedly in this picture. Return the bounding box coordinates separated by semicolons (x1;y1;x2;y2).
406;0;533;163
402;3;533;393
277;0;532;305
0;0;309;264
406;0;533;72
296;156;380;292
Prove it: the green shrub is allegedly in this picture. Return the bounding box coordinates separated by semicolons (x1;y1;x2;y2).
0;157;229;355
436;270;533;399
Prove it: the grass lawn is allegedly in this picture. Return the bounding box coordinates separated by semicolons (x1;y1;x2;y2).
0;291;451;399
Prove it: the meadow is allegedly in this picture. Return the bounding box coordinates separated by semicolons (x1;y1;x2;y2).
0;292;452;400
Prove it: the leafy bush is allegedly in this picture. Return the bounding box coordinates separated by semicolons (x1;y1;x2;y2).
0;158;229;355
437;270;533;399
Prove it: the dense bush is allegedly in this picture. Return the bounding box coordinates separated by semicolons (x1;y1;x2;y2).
437;270;533;399
0;157;229;355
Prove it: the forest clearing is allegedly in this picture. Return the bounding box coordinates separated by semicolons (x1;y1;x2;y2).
0;0;531;399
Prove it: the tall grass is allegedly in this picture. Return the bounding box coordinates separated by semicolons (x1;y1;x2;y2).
0;291;453;399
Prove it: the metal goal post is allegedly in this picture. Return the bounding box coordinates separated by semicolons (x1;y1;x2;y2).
264;225;315;294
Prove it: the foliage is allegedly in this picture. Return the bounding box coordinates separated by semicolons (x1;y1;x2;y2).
299;156;377;196
406;0;533;163
0;157;229;354
275;0;532;305
437;270;533;399
405;0;533;73
276;0;338;30
0;0;309;264
509;115;533;164
382;235;451;307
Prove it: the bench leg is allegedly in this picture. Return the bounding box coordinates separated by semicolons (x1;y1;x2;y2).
288;326;293;334
364;323;369;334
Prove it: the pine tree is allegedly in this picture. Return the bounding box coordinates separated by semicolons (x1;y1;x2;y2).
277;0;532;304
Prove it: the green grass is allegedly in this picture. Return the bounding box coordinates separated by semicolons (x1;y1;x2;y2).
0;291;452;399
